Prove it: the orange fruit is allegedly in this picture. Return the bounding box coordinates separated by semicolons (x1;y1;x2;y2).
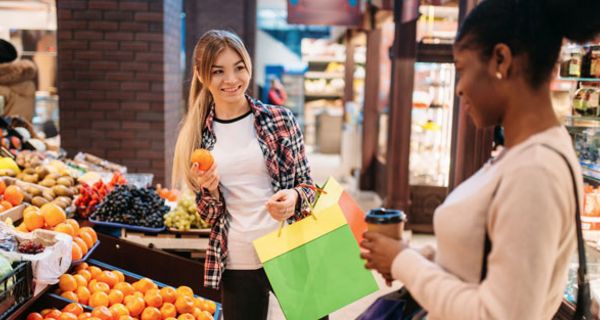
141;307;161;320
90;281;110;294
164;318;176;320
118;316;134;320
80;227;98;243
193;298;203;309
143;289;163;308
125;296;145;317
58;313;77;320
66;219;80;234
15;223;28;232
76;286;91;305
114;282;135;297
89;266;103;279
175;286;193;298
133;278;157;294
195;311;213;320
59;274;78;292
91;307;113;320
77;269;92;282
27;312;44;320
109;303;130;318
78;231;95;250
54;223;75;236
23;209;44;231
4;185;23;206
76;262;89;271
159;303;176;319
73;274;88;288
1;200;13;210
113;270;125;283
159;287;177;304
73;238;89;255
98;271;119;288
174;296;194;314
176;314;195;320
78;313;91;320
62;303;84;316
61;291;79;302
190;149;213;171
0;179;6;195
71;242;83;261
40;203;66;227
40;309;54;317
89;291;109;308
109;289;125;305
44;309;62;320
201;300;216;314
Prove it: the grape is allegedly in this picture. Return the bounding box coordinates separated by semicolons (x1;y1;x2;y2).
163;192;209;231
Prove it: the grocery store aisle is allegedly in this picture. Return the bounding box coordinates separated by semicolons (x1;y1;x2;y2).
265;152;436;319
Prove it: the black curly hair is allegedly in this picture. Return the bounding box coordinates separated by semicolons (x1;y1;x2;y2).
456;0;600;88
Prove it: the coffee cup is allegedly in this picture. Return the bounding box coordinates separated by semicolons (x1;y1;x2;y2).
365;208;407;240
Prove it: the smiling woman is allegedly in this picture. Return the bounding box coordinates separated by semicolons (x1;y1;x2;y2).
171;30;322;320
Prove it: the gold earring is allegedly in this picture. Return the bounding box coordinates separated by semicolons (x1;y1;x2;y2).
496;72;503;80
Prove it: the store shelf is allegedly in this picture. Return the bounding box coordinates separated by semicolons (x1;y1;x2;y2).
304;71;344;79
559;77;600;82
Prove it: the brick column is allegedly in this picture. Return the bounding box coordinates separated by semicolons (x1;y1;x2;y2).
56;0;183;186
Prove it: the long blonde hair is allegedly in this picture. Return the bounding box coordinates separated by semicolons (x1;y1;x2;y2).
172;30;253;191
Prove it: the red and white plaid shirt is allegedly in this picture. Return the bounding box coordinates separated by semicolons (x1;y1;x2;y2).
196;95;315;289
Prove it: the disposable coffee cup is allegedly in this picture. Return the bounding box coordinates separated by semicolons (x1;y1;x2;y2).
365;208;407;240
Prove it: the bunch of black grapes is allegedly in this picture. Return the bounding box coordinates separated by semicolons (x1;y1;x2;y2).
92;185;168;228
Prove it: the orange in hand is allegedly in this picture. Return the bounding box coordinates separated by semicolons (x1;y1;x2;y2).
190;149;213;171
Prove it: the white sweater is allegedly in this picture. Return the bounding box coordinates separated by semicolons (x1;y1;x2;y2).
392;126;582;319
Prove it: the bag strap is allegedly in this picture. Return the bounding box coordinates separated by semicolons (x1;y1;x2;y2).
480;143;590;319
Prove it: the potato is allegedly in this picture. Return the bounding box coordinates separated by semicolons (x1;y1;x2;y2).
42;189;55;202
27;186;42;197
34;166;49;179
52;185;73;197
32;196;49;207
22;174;38;184
55;196;72;206
57;177;74;187
39;179;56;188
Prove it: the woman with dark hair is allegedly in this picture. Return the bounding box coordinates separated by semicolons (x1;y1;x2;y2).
361;0;600;319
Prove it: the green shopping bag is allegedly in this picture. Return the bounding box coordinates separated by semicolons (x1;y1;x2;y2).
253;178;378;320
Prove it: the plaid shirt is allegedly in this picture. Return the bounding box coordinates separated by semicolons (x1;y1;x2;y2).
196;95;315;289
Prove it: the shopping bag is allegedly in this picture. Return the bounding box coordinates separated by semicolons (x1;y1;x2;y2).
253;177;378;320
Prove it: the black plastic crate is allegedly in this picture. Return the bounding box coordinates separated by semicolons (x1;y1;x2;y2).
0;261;33;320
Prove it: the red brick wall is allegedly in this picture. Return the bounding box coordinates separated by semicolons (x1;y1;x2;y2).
57;0;183;186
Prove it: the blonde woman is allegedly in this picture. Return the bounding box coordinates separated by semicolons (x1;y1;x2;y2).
172;30;319;319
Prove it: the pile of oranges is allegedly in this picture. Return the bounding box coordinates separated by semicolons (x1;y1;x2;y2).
15;204;98;261
56;263;216;320
0;180;24;212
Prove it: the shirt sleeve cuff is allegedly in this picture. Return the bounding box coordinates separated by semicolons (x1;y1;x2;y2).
391;248;433;288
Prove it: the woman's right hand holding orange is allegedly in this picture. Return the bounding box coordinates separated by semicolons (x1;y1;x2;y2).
191;162;220;199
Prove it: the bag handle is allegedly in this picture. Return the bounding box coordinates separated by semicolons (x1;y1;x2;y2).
276;184;327;237
480;143;591;319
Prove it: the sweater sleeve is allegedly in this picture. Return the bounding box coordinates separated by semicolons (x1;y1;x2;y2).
391;165;571;320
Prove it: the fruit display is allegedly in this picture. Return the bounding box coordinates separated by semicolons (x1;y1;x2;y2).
91;185;168;229
26;303;87;320
55;263;217;320
164;193;209;231
74;172;128;219
13;204;99;260
190;149;213;171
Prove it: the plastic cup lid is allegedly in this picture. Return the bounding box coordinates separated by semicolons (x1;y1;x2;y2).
365;208;407;224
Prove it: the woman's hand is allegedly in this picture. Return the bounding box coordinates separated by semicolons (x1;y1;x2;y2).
266;189;298;221
360;231;410;282
191;162;220;199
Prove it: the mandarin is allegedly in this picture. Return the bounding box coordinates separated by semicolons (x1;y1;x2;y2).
76;262;89;271
4;185;23;206
97;271;119;288
89;292;109;308
113;270;125;283
54;223;75;236
159;287;177;304
91;307;113;320
1;200;13;210
40;203;66;227
202;300;216;314
109;304;130;318
125;296;145;317
0;179;6;195
174;296;194;314
79;227;97;243
190;149;213;171
73;274;88;288
27;313;43;320
44;309;62;320
23;210;44;231
78;232;95;250
175;286;193;298
89;266;102;279
141;307;161;320
119;316;135;320
108;289;125;305
71;243;83;261
62;303;84;316
159;303;176;319
176;314;195;320
77;313;91;320
59;275;78;292
143;289;163;308
77;269;92;282
66;219;80;234
76;286;91;305
90;281;110;294
73;238;89;255
114;282;135;297
58;313;77;320
60;291;78;302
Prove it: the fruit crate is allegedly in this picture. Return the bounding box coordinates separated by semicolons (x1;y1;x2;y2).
0;261;33;320
120;229;209;260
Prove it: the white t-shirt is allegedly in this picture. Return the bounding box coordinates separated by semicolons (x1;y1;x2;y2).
212;111;279;270
392;126;581;320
